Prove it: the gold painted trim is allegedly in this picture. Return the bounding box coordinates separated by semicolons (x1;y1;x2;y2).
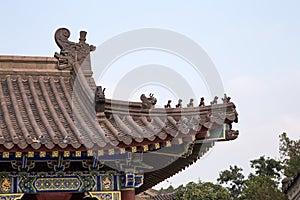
52;151;59;158
87;150;93;157
0;193;24;200
132;146;137;153
108;149;115;155
40;151;46;158
2;152;9;158
165;140;171;147
28;152;34;158
98;150;104;156
155;143;160;149
191;135;196;141
89;191;121;200
15;152;22;158
178;138;183;144
64;151;70;157
75;151;81;157
143;145;149;152
119;148;126;154
151;151;181;157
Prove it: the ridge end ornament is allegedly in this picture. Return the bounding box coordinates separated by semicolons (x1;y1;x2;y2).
95;86;106;113
140;93;157;109
54;28;96;70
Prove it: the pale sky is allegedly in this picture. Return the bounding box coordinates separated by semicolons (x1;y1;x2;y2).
1;0;300;189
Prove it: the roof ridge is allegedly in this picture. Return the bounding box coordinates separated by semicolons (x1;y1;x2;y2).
0;56;60;73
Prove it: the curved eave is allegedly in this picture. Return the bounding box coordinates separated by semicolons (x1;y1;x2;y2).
0;55;239;152
136;142;215;194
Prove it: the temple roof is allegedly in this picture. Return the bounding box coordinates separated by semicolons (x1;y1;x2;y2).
0;28;239;193
0;55;238;192
0;55;238;152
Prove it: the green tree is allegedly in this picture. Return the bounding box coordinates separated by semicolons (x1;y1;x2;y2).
279;132;300;177
241;175;287;200
218;156;287;200
160;185;174;192
250;156;283;181
218;165;245;199
175;181;230;200
242;156;287;200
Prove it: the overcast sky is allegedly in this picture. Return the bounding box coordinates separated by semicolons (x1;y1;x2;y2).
1;0;300;189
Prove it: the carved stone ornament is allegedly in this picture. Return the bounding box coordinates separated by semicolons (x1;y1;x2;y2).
199;97;205;107
95;86;106;113
225;130;239;140
176;99;182;108
164;100;172;108
222;93;231;104
140;93;157;109
187;98;194;107
54;28;96;70
210;96;218;105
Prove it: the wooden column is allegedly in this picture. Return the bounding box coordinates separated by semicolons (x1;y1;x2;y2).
121;189;135;200
36;193;72;200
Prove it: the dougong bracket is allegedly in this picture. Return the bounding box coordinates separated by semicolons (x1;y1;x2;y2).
54;28;96;70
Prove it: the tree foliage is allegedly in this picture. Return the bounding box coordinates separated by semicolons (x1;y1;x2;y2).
249;156;283;181
172;133;298;200
175;181;230;200
241;175;287;200
243;156;287;200
279;132;300;177
218;156;287;200
217;165;244;199
160;185;175;192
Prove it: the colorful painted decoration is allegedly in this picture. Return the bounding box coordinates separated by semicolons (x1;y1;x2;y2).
0;194;24;200
89;191;121;200
0;178;11;193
